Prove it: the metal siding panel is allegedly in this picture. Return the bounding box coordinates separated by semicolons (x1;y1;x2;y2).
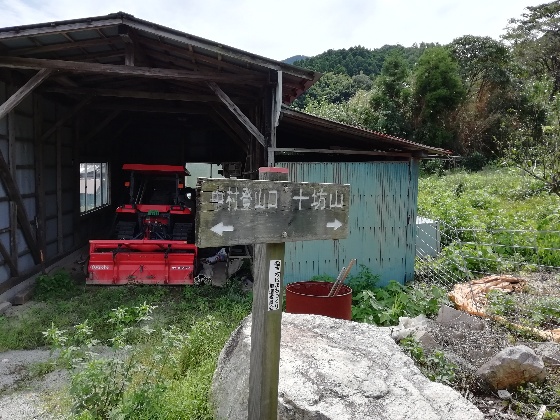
45;194;57;217
46;242;58;260
16;169;35;195
15;139;34;164
45;218;58;243
0;202;9;229
16;228;27;253
280;161;416;286
17;253;34;273
0;265;9;284
15;115;33;139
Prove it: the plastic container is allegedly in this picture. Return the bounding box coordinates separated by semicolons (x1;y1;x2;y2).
285;281;352;320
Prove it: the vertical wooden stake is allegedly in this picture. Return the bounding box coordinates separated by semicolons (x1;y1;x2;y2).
248;167;288;420
7;110;18;274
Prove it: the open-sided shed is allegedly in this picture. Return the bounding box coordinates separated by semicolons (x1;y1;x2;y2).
0;12;448;296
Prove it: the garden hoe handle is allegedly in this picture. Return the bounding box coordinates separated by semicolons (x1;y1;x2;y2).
329;259;356;297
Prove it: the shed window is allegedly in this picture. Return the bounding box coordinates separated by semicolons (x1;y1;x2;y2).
80;163;109;213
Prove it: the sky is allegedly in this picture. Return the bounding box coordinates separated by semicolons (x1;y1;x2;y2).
0;0;547;61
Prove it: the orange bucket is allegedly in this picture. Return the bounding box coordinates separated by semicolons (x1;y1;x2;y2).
285;281;352;320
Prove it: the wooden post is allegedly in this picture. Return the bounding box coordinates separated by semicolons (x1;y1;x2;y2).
248;167;288;420
56;112;63;254
7;110;18;274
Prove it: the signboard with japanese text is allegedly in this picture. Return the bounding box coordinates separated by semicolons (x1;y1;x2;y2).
195;178;350;247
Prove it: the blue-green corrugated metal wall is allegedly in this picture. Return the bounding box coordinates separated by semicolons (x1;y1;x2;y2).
279;161;419;285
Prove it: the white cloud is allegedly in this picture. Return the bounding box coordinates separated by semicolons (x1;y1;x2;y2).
0;0;545;60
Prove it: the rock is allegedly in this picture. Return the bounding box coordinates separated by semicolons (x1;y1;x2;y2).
0;301;11;315
391;314;430;341
497;390;512;400
414;330;439;352
212;313;483;420
11;288;34;306
476;345;547;390
532;343;560;367
436;305;485;331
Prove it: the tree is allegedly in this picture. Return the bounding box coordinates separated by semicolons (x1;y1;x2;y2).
412;46;466;149
367;51;412;137
503;0;560;98
448;36;515;155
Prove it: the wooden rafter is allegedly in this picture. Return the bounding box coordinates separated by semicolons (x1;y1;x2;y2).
8;36;122;56
0;68;53;121
43;86;251;104
0;149;41;264
0;56;263;83
208;81;265;147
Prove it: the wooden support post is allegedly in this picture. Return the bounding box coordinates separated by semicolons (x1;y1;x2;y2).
33;95;46;271
56;117;63;254
248;167;288;420
7;110;18;274
0;68;52;121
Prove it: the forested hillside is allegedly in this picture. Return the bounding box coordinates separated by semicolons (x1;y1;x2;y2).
289;0;560;195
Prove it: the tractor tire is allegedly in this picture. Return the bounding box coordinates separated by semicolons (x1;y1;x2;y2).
115;221;136;239
173;222;194;242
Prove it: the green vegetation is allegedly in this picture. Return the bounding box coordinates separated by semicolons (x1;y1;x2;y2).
417;167;560;277
399;337;458;386
0;276;252;419
312;266;448;326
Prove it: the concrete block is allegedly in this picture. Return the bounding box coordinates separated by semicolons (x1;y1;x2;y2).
12;287;34;305
0;301;11;315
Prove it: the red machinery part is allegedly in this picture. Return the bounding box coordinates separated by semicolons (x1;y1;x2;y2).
87;239;197;285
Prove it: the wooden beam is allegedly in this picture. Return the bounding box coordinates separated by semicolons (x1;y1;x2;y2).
123;18;317;81
0;18;123;40
43;86;250;103
7;111;18;274
271;147;413;158
209;106;250;153
0;56;261;84
0;148;41;264
56;124;63;254
0;69;53;121
0;240;17;276
8;36;122;56
33;96;46;271
208;81;265;147
89;101;209;114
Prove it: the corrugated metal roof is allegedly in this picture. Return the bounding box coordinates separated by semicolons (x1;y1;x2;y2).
280;107;451;156
0;12;321;103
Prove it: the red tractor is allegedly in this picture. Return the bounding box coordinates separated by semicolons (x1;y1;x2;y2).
87;164;197;285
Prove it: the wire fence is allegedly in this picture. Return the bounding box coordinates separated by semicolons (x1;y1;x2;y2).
414;219;560;338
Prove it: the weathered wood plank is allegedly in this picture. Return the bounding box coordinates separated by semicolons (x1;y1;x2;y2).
33;96;46;271
248;167;287;420
195;178;350;247
0;56;261;84
0;225;17;276
7;111;18;274
56;125;63;254
0;18;123;40
207;81;266;147
0;69;52;121
0;149;41;264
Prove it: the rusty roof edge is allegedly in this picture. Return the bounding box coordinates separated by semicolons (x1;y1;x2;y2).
280;107;452;156
0;12;320;82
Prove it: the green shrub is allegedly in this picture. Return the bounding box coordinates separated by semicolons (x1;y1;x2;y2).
351;278;447;326
35;270;77;300
399;336;457;385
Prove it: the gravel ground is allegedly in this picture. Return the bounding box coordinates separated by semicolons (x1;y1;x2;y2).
0;350;68;419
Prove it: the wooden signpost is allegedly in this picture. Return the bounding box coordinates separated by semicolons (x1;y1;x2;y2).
195;168;350;420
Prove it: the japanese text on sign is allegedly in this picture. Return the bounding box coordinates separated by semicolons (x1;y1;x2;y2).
268;260;281;311
210;187;344;211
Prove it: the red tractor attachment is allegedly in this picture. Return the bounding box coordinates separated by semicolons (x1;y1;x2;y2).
87;164;198;285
